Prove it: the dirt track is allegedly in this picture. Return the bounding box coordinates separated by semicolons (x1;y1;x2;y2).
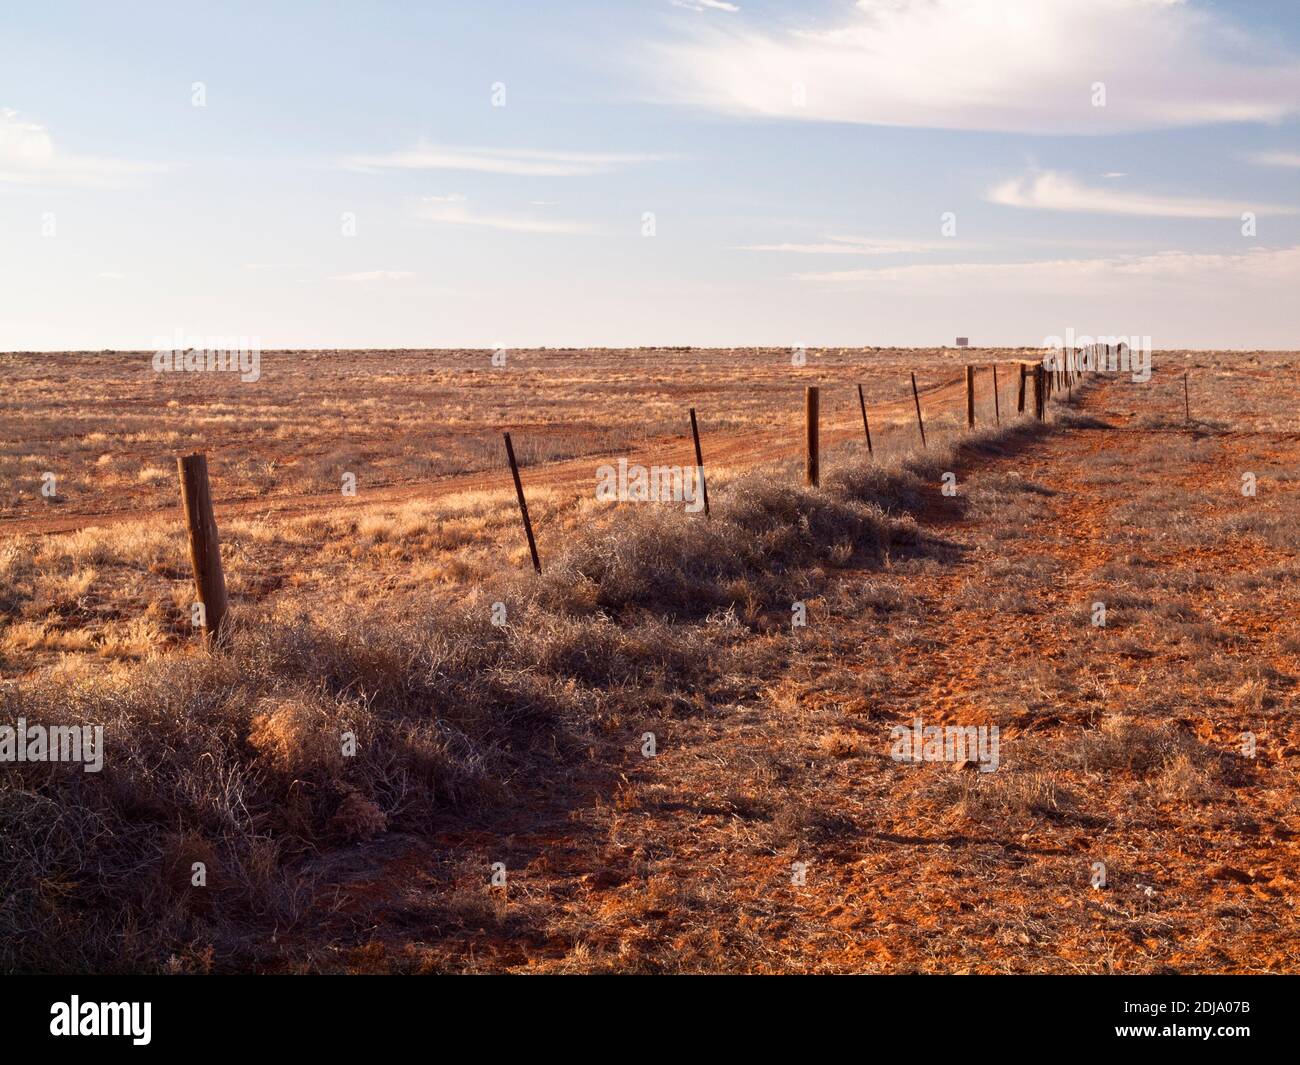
1;374;969;537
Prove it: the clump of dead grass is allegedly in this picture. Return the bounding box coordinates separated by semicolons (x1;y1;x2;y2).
948;770;1080;823
1062;715;1225;806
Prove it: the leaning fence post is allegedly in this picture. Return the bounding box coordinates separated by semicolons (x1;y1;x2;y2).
503;432;541;573
992;364;1001;425
177;453;229;648
910;372;927;448
965;365;976;429
1017;363;1027;414
857;383;873;455
689;406;710;518
805;385;820;487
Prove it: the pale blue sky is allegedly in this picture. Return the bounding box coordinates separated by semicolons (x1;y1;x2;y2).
2;0;1299;350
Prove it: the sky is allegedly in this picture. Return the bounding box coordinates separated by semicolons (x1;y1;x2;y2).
1;0;1299;351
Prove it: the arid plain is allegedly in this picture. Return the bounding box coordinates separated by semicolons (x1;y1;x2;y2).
1;346;1297;973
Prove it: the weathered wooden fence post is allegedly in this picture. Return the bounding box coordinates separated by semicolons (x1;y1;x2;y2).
503;431;541;573
910;372;927;448
805;385;820;487
857;383;873;455
1184;370;1191;425
1034;364;1045;421
689;406;710;518
992;364;1001;425
177;453;229;648
1017;363;1027;414
965;365;976;428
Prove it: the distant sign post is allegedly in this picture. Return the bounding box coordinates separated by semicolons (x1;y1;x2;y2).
955;337;969;348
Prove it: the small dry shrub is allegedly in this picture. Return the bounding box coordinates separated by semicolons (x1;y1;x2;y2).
949;770;1078;823
1067;716;1182;774
247;695;346;778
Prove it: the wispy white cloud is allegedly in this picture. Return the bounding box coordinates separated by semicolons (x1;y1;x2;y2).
795;246;1300;288
738;234;955;255
0;108;170;187
1248;150;1300;168
416;195;595;234
329;270;415;282
671;0;740;12
987;170;1298;219
344;143;670;177
655;0;1300;134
